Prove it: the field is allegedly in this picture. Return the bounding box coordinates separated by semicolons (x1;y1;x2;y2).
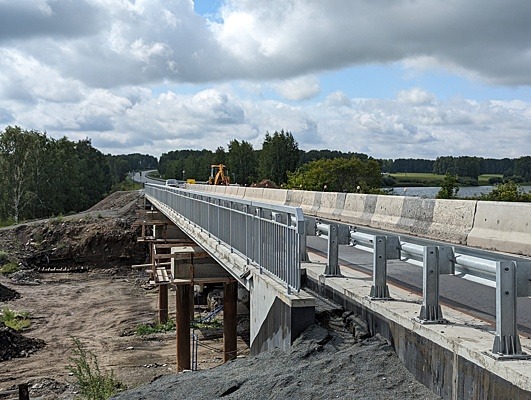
389;172;502;186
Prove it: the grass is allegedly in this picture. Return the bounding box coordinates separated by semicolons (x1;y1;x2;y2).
389;173;504;186
0;308;31;331
135;319;176;335
67;338;125;400
0;262;19;275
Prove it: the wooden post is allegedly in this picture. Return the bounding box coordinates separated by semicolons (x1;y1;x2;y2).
158;284;168;324
223;281;238;362
18;383;29;400
175;284;191;372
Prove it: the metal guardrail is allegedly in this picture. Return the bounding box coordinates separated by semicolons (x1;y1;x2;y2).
145;184;305;293
313;219;531;359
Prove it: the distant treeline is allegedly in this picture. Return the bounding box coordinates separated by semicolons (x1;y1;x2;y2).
380;156;531;182
0;126;157;223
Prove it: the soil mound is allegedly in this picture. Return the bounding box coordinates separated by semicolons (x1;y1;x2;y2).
0;327;45;361
0;283;20;302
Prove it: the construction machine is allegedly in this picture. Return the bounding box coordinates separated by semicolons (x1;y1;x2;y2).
208;164;230;185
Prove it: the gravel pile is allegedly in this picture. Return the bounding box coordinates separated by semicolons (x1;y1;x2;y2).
112;312;440;400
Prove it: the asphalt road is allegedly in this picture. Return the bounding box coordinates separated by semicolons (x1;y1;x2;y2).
306;235;531;337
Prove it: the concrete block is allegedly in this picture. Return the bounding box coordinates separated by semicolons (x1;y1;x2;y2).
261;188;288;205
316;192;346;221
468;201;531;256
243;187;265;201
299;190;321;216
340;193;377;227
370;196;475;244
285;189;304;207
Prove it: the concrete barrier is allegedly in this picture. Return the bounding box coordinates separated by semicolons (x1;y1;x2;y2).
315;192;346;221
259;188;288;205
339;193;378;227
467;201;531;255
285;189;304;208
369;196;475;244
243;187;265;201
298;190;321;216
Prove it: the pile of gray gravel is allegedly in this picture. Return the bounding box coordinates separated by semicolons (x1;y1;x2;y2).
112;311;440;400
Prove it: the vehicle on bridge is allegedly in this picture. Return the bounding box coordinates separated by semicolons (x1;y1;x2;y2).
208;164;230;185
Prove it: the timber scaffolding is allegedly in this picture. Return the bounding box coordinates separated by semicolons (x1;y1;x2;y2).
131;207;239;372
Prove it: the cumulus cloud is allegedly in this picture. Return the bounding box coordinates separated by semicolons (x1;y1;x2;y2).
1;1;531;160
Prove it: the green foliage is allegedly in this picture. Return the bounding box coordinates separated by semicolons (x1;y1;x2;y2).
67;338;125;400
110;176;142;192
479;181;531;202
287;157;382;192
135;320;175;335
0;251;8;264
0;262;19;275
259;130;300;185
228;139;256;185
436;173;460;199
0;308;30;331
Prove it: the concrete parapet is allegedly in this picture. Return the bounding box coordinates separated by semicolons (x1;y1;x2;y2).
223;186;240;197
260;188;288;205
340;193;377;227
468;201;531;255
316;192;346;220
243;187;265;201
285;189;304;208
298;190;321;216
370;196;475;244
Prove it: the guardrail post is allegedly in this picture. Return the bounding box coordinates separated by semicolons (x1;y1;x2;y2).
491;261;528;358
369;236;391;300
417;246;444;323
324;224;341;276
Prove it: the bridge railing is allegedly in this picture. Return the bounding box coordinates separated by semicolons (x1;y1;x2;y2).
145;184;305;293
312;219;531;359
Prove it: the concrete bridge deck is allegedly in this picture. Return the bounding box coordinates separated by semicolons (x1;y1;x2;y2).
304;250;531;399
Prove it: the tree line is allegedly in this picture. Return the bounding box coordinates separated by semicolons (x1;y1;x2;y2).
0;126;157;224
381;156;531;182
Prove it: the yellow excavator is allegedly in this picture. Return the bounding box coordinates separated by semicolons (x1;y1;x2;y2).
208;164;230;185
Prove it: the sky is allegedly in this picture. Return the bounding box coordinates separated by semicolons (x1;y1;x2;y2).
1;0;531;160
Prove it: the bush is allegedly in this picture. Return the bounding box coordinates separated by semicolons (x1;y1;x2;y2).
0;308;30;331
0;262;19;275
0;251;8;265
67;338;125;399
480;181;531;202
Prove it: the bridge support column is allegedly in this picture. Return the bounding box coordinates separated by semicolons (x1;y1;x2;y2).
176;283;191;372
223;281;238;362
158;283;169;324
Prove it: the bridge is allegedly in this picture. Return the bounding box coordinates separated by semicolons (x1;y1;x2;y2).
139;182;531;399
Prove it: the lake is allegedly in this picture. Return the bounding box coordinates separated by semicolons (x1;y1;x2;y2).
390;185;531;199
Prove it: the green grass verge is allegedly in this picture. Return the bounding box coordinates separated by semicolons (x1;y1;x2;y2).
135;319;176;335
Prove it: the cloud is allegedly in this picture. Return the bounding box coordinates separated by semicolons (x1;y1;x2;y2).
274;75;320;101
1;1;531;160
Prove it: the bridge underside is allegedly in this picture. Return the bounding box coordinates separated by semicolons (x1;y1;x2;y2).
143;196;315;361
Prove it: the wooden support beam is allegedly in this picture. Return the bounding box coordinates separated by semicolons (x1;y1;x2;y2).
223;281;238;362
158;284;169;324
176;284;191;372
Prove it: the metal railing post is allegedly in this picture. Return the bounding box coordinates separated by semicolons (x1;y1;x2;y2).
324;224;341;276
417;246;444;323
492;261;525;358
369;235;391;300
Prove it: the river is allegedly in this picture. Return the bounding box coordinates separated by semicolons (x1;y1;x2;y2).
390;185;531;199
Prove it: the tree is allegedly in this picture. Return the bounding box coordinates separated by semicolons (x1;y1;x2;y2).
0;126;46;223
258;130;299;185
227;140;256;185
287;157;382;192
436;173;459;199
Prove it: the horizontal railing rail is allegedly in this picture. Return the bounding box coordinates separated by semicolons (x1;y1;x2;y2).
145;184;305;293
312;218;531;359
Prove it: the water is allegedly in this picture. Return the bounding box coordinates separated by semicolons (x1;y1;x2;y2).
390;185;531;199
